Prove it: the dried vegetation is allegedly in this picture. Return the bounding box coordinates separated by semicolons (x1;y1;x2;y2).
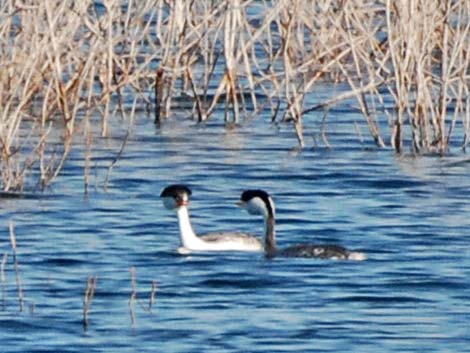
0;0;469;190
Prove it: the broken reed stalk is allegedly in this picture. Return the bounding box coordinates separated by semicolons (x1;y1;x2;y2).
103;93;139;191
100;0;116;138
83;275;98;330
9;222;24;312
1;253;7;310
129;267;158;326
129;266;137;326
154;68;165;125
84;117;92;196
148;281;158;313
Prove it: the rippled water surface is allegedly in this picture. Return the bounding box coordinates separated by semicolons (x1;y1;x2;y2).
1;111;469;352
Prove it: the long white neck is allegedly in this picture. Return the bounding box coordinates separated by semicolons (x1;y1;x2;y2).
176;206;205;249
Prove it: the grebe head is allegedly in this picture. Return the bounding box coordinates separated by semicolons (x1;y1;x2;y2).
237;189;275;218
160;184;192;210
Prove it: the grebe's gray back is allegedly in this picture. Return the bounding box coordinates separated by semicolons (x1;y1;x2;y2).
237;189;366;260
160;185;263;253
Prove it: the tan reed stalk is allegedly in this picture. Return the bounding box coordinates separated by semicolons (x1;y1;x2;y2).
129;266;137;326
83;275;98;330
9;221;24;312
223;1;240;123
103;96;135;191
280;2;307;147
148;281;158;313
1;253;7;310
235;4;259;114
186;67;206;122
320;109;332;148
84;118;92;196
100;0;116;137
161;0;187;121
154;68;165;124
465;94;470;150
128;267;158;325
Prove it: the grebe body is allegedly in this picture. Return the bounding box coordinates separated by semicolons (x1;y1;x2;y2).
237;189;366;261
161;185;263;253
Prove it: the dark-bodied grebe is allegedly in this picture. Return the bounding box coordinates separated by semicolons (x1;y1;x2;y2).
160;185;263;253
237;189;366;260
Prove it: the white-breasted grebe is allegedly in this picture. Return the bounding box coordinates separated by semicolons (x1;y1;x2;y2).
237;189;366;260
160;185;263;253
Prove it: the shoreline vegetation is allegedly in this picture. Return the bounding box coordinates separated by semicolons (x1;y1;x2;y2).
0;0;469;191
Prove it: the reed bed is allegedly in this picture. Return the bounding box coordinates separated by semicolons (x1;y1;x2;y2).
0;0;469;191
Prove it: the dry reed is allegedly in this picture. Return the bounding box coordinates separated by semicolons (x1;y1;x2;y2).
1;253;7;310
83;275;98;330
148;281;158;313
129;266;158;326
1;0;469;191
129;266;137;326
9;221;24;312
0;0;158;191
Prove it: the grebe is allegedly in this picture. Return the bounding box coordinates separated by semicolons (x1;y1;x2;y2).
160;185;263;253
237;189;366;260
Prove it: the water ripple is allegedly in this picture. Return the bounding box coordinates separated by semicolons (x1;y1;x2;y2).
0;115;469;353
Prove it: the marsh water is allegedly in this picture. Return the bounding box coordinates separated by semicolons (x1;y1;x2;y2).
0;107;469;352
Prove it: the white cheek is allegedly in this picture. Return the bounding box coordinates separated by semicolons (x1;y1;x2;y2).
246;198;268;216
181;193;189;203
162;197;177;210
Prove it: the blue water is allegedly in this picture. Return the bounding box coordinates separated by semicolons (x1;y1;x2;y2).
0;110;469;352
